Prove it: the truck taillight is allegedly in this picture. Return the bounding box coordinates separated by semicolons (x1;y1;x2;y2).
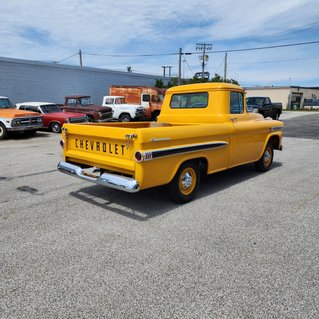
135;151;142;162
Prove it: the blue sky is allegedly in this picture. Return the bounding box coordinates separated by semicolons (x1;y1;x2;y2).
1;0;319;87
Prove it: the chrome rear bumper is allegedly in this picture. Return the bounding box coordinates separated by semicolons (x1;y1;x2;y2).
57;161;140;193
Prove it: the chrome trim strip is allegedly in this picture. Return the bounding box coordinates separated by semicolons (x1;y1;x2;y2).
57;162;140;193
136;141;228;162
270;126;283;132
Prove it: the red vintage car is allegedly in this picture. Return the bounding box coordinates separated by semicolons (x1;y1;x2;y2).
16;102;87;133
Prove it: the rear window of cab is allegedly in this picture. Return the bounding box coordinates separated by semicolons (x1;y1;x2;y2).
170;92;208;109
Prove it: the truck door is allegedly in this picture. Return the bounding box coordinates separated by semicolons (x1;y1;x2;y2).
263;97;272;117
229;91;261;166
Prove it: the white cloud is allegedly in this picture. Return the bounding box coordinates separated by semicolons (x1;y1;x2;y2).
1;0;319;85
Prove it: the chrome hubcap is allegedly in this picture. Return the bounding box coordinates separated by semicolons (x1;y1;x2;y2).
264;150;271;161
182;172;192;189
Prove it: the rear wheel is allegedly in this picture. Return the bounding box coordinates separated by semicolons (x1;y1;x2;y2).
272;111;280;120
151;111;160;121
50;122;61;133
0;123;8;139
169;161;200;203
255;143;274;172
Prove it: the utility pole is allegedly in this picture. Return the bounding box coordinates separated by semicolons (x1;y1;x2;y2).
178;48;192;85
161;66;167;77
224;52;227;81
79;49;83;67
178;48;182;85
161;65;173;77
196;43;212;79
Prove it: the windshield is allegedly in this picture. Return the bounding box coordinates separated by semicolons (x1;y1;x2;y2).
246;97;264;106
40;104;61;113
104;98;114;105
79;97;92;105
0;98;12;109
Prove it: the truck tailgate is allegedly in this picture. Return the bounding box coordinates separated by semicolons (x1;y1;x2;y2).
62;123;137;173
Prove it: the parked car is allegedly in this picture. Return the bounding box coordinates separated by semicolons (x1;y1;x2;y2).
61;95;113;122
0;96;43;139
102;95;145;121
246;96;282;120
16;102;87;133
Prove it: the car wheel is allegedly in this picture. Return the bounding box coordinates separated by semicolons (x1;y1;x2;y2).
272;112;280;120
0;123;8;139
255;143;274;172
169;161;200;203
151;111;160;121
119;113;131;122
51;122;61;133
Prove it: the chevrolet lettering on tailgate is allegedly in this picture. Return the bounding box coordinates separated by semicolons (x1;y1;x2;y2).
74;138;126;156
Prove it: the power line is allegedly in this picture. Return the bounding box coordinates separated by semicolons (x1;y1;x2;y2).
55;40;319;63
85;52;177;57
54;52;79;64
229;55;319;65
53;40;319;70
210;40;319;53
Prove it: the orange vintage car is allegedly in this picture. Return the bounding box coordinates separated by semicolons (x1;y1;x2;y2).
0;96;43;139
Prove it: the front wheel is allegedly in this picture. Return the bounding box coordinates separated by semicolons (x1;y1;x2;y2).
169;161;200;203
119;113;132;122
0;123;8;139
255;143;274;172
51;122;61;133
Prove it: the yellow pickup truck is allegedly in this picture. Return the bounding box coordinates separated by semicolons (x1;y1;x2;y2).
58;83;283;203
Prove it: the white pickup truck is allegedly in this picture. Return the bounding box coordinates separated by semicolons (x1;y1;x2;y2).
102;96;145;122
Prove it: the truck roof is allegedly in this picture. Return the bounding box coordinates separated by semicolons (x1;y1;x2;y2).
110;85;166;93
167;82;243;93
65;95;90;99
104;96;125;99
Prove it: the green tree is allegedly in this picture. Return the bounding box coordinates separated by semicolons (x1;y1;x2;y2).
156;74;239;88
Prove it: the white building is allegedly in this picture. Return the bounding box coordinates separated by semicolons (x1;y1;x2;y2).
245;86;319;110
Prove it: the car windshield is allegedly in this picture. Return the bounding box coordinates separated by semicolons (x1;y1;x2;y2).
104;98;114;105
0;98;12;109
40;104;61;113
246;98;264;106
79;97;92;105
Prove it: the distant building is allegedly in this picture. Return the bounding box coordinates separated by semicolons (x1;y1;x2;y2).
245;86;319;110
0;56;167;105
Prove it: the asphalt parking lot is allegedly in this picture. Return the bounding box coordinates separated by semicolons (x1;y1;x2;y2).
0;111;319;318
